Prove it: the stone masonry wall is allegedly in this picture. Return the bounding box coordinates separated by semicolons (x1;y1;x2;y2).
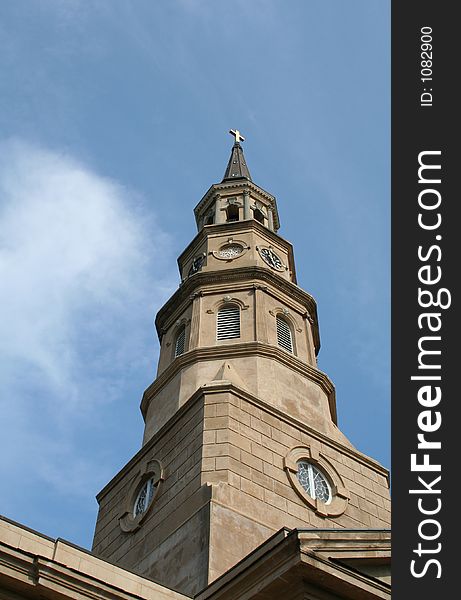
92;395;210;595
93;383;390;594
199;385;391;581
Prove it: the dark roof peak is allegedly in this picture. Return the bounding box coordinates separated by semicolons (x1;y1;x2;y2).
222;130;252;182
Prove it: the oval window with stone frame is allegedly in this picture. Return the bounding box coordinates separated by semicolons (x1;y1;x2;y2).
213;240;249;262
119;459;164;533
218;244;244;259
284;446;349;517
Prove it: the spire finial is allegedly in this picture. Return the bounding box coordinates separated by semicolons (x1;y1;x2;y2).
229;129;245;144
222;129;251;181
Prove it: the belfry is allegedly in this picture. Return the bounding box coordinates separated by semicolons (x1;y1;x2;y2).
91;132;391;597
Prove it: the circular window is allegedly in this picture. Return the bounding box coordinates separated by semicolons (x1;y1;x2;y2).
284;446;349;517
218;244;243;259
119;459;164;532
133;477;157;517
212;240;249;261
296;460;331;504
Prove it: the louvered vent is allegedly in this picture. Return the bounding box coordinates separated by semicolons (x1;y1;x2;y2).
276;316;293;353
174;326;186;357
217;306;240;340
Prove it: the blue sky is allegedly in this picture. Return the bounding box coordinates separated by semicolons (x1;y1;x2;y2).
0;1;390;548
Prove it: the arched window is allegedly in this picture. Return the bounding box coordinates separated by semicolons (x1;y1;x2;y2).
226;204;239;222
253;208;265;224
204;213;214;225
217;305;240;340
174;325;186;357
276;315;293;353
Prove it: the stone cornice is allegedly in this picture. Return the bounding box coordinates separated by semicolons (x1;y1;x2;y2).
196;528;390;600
297;529;391;555
141;341;335;422
195;180;276;215
155;266;320;352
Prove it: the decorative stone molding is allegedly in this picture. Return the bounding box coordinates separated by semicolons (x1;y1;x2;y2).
175;317;190;327
271;307;298;331
141;341;337;424
302;311;314;324
195;181;275;211
119;459;164;533
211;296;250;311
155;266;320;352
284;446;349;517
189;291;203;301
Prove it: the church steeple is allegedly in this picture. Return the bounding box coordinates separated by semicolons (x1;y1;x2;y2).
92;132;391;598
222;129;252;182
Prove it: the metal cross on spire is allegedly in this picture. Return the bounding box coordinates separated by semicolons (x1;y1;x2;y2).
223;130;252;181
229;129;245;144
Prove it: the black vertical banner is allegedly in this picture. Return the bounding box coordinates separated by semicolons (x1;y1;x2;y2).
392;2;456;598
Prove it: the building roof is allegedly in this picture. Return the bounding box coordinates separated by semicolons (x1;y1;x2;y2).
1;516;390;600
222;142;252;182
197;528;391;600
0;516;188;600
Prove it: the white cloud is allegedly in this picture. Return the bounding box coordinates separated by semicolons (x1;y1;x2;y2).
0;139;174;499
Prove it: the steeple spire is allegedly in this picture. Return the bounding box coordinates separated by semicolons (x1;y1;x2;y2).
222;129;252;182
92;134;391;599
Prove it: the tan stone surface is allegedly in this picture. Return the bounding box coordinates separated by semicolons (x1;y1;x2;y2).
0;518;55;560
0;517;188;599
142;347;338;443
94;374;390;594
